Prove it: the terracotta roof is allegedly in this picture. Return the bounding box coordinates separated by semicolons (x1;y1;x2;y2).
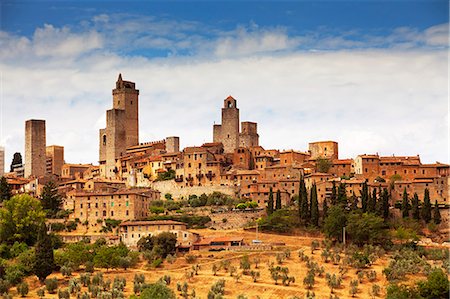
332;159;353;165
225;95;235;100
202;142;223;147
120;220;185;226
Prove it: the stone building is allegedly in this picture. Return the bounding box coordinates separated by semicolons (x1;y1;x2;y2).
309;141;338;160
99;74;139;178
46;145;64;176
25;119;46;178
213;96;259;153
119;220;200;249
67;188;160;223
0;146;4;177
61;163;92;179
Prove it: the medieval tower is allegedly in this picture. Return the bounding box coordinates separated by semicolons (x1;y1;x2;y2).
213;96;259;152
213;96;240;153
99;74;139;178
25;119;46;178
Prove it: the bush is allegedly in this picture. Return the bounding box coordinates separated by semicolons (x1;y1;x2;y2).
5;264;25;285
10;242;28;258
141;283;175;299
45;278;58;294
152;258;163;268
60;265;72;277
257;209;298;233
207;279;225;299
16;281;28;297
58;288;70;299
150;206;165;214
417;267;449;299
36;288;45;298
185;254;197;264
0;279;9;295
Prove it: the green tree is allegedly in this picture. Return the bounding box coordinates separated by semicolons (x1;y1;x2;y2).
301;183;309;223
33;225;55;283
346;212;387;246
0;177;12;203
421;188;432;223
275;189;281;210
381;188;390;220
267;188;274;216
0;194;46;245
361;182;368;213
417;267;449;299
411;193;420;220
322;197;329;220
337;183;347;206
154;232;177;258
316;157;332;173
330;181;337;205
310;184;319;227
433;200;441;225
401;188;409;218
40;181;62;218
368;188;377;213
323;206;347;242
140;282;176;299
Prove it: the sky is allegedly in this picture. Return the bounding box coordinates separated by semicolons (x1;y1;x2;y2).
0;0;448;171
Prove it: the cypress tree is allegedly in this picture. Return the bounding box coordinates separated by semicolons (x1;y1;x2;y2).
40;181;62;218
0;176;12;203
267;187;274;216
381;188;390;220
275;189;281;210
322;197;329;220
330;182;337;205
33;224;55;283
301;184;309;222
411;193;420;220
433;200;441;225
310;184;319;227
337;183;347;206
371;188;377;212
361;182;368;212
350;195;358;210
421;188;432;223
298;179;303;222
401;188;409;218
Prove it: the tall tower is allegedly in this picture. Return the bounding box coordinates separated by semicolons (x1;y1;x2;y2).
99;74;139;178
213;96;240;153
46;145;64;176
25;119;46;178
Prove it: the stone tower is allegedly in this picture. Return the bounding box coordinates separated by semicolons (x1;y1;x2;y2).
165;136;180;153
25;119;46;178
99;74;139;178
239;122;259;147
46;145;64;176
213;96;240;153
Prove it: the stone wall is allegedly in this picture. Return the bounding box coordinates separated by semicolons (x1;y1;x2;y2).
152;180;237;200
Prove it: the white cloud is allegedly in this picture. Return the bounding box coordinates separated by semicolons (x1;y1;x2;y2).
0;19;448;172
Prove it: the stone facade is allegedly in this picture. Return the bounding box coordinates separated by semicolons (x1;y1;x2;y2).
25;119;46;178
309;141;338;160
239;122;259;148
165;136;180;153
46;145;64;176
99;74;139;178
119;220;200;249
67;188;160;223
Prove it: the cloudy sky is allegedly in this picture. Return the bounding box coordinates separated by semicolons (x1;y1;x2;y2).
0;1;448;171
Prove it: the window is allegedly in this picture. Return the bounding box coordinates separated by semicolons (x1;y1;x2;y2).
111;202;114;207
80;203;83;208
111;211;114;216
126;210;129;216
95;203;98;208
126;201;129;207
103;211;106;217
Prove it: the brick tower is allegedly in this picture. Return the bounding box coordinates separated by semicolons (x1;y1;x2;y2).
213;96;240;153
99;74;139;178
25;119;46;178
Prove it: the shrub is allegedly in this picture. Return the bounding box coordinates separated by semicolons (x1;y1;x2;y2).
141;282;176;299
371;284;381;297
311;240;319;254
303;271;315;289
36;288;45;298
166;254;176;264
45;278;58;294
152;258;163;268
60;265;72;277
207;279;225;299
0;279;9;295
185;254;197;264
5;264;25;285
17;282;28;297
250;270;260;282
58;288;70;299
417;267;449;299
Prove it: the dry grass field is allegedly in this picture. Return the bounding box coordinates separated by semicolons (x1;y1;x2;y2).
18;228;447;299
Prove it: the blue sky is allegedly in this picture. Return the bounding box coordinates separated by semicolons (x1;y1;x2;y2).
0;1;448;168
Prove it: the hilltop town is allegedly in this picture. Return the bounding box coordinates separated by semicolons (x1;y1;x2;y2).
0;74;448;298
